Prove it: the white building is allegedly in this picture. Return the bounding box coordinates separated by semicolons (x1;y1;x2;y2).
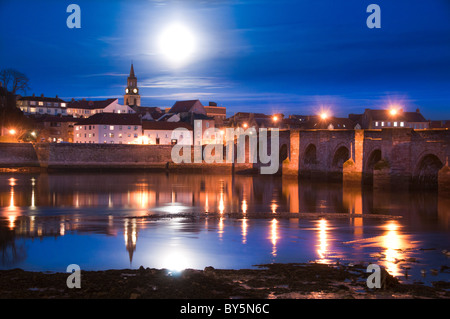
17;94;68;116
66;98;118;118
142;121;193;145
74;113;142;144
103;100;136;114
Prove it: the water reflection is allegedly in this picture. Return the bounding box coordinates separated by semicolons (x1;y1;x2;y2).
381;220;409;277
316;219;329;263
0;172;448;283
270;218;278;257
242;218;248;244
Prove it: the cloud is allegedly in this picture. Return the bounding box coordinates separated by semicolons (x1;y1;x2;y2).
140;76;233;89
79;73;129;78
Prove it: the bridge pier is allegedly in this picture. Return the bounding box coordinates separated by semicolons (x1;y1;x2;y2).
438;165;450;196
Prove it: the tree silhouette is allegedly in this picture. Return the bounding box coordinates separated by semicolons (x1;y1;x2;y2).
0;68;30;95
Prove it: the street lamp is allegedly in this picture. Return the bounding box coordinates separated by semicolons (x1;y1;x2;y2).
9;129;16;135
320;112;328;120
243;123;248;129
389;109;398;116
273;115;278;122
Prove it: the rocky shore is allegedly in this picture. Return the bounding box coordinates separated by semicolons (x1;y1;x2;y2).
0;263;449;299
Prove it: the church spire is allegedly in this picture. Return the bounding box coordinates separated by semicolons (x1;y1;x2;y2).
129;63;135;78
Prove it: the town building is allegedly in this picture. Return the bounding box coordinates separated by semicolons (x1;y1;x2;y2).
227;112;284;129
66;98;117;118
204;102;227;126
17;94;68;116
142;121;193;145
34;115;77;143
301;116;358;130
168;100;216;145
350;108;430;129
74;113;142;144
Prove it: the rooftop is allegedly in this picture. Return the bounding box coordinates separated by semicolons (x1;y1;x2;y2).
142;121;193;131
68;98;117;110
75;113;142;126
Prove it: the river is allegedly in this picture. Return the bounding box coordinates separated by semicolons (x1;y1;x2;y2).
0;171;448;286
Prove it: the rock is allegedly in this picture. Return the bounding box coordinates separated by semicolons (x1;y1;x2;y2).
204;266;215;272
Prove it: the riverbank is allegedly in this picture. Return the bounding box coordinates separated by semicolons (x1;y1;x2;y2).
0;263;449;299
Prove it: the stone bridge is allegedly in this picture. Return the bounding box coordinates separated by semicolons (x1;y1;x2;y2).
282;128;450;191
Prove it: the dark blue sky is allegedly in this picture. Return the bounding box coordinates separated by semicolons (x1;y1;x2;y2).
1;0;449;119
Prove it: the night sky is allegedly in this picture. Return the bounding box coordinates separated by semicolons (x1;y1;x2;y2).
1;0;449;119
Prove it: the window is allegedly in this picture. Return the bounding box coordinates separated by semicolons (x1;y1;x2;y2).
134;126;138;130
128;126;131;130
119;134;122;138
110;126;114;130
375;122;379;127
394;122;398;127
109;133;114;138
134;134;138;138
75;127;79;131
38;102;43;106
61;103;66;107
206;122;210;128
381;122;385;127
103;126;107;129
400;122;404;127
89;125;92;130
103;133;107;137
119;126;122;130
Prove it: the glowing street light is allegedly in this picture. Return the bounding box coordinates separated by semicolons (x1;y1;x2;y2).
320;112;328;120
9;129;16;135
273;115;278;122
389;108;398;116
31;131;36;137
243;123;248;129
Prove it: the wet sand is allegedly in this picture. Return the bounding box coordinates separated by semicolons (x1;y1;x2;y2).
0;263;448;299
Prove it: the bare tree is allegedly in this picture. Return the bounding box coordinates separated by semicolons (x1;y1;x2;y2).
0;68;30;95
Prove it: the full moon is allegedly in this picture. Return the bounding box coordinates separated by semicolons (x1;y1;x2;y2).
158;24;196;65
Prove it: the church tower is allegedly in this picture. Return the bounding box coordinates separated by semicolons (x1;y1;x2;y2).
124;63;141;106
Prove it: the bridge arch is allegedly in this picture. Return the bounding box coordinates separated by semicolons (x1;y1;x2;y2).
304;144;317;165
331;145;350;169
365;149;382;172
279;144;288;163
413;153;444;188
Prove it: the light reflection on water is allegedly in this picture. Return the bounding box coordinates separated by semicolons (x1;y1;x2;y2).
0;172;449;285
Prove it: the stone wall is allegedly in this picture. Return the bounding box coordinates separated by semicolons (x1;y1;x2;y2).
0;143;40;167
